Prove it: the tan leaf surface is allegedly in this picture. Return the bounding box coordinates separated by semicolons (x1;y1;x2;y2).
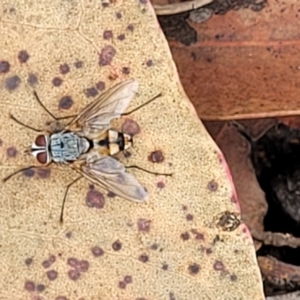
0;1;263;299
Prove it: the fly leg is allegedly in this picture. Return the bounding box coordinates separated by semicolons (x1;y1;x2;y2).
121;93;162;116
125;165;173;176
33;91;76;121
2;165;52;182
60;175;83;224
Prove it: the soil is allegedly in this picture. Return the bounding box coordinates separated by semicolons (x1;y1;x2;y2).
249;123;300;294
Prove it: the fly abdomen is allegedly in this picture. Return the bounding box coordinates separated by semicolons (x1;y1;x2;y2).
98;137;109;147
95;130;133;156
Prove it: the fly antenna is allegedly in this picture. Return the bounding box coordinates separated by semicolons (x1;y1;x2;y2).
33;91;58;120
33;91;77;122
10;114;43;133
122;93;162;116
2;166;36;182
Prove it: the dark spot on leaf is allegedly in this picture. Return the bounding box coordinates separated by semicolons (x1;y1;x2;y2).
108;73;118;81
146;59;153;67
27;73;38;86
49;255;56;263
86;189;105;209
169;292;176;300
116;12;122;18
123;151;131;158
207;180;218;191
46;269;58;281
103;30;113;39
42;255;55;268
119;281;126;289
118;34;125;41
5;75;21;91
99;45;116;66
214;260;225;271
58;96;73;110
107;191;116;198
102;2;109;8
150;243;158;250
91;246;104;257
124;275;132;284
213;235;220;244
96;81;105;91
42;259;51;269
74;61;83;68
36;168;51;179
52;77;63;87
182;205;188;211
206;248;213;254
24;280;36;292
191;229;204;240
230;274;237;281
137;218;151;232
66;231;72;238
67;257;78;268
186;213;193;221
122;119;140;136
188;263;200;275
0;139;2;146
37;284;45;292
139;254;149;263
127;24;134;31
0;60;10;73
6;146;17;158
68;269;81;281
25;258;33;266
112;240;122;251
162;263;168;270
148;150;164;163
85;87;98;97
122;67;130;74
78;260;89;272
18;50;30;63
157;181;165;189
59;64;70;75
23;168;35;177
181;232;190;241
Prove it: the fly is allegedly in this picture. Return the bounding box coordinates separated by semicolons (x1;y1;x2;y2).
3;80;171;222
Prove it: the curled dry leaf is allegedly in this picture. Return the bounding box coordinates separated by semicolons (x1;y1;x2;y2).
152;0;214;15
0;0;263;299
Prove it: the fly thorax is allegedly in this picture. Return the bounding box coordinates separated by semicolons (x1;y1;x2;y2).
50;132;84;163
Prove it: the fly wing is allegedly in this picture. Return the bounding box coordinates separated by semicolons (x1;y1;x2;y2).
80;156;148;202
69;80;139;133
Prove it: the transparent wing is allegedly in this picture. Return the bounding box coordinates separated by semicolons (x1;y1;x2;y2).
76;156;148;202
68;80;139;133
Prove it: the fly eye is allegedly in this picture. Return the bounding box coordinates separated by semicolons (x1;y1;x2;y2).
37;151;48;164
35;135;47;146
